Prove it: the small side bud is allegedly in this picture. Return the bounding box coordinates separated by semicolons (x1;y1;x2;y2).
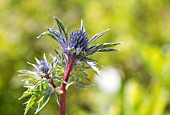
55;87;64;95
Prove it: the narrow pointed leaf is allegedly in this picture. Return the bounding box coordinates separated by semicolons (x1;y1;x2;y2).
85;45;99;56
18;89;32;100
35;58;40;65
61;53;67;68
73;71;90;81
18;70;37;75
97;48;119;52
73;81;91;88
43;53;48;63
88;29;109;44
80;20;85;32
37;31;48;39
54;17;67;39
48;28;61;42
54;49;62;63
49;54;57;68
35;93;51;114
53;91;59;105
53;77;65;83
24;95;36;115
86;62;100;76
95;42;122;49
27;62;38;70
85;42;121;56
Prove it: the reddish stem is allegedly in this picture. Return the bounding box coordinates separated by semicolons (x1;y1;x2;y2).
50;81;57;88
59;58;75;115
45;74;57;89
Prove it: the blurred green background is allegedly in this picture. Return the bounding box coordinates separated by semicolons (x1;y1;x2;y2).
1;0;170;115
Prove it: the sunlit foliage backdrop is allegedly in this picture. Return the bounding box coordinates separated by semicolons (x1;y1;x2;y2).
0;0;170;115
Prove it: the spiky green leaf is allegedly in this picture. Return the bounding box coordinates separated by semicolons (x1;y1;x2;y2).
53;91;59;105
53;76;65;83
18;70;37;76
88;29;109;44
85;42;121;56
54;49;62;63
97;48;119;52
18;89;32;100
86;62;100;76
24;95;36;115
54;17;68;39
35;93;51;114
96;42;121;49
48;28;62;42
73;71;90;81
73;81;92;88
37;31;49;39
35;58;40;65
80;20;85;32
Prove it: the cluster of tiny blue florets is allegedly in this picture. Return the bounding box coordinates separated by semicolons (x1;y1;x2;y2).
37;60;50;75
68;30;88;57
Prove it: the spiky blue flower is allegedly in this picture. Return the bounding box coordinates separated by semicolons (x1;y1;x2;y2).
45;18;121;63
68;29;88;58
37;60;50;75
26;54;51;78
37;18;121;76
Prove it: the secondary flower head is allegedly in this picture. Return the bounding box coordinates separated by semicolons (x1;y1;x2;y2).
35;55;51;76
37;60;50;74
45;18;121;62
25;54;52;78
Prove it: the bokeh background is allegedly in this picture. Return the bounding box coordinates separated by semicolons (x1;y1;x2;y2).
0;0;170;115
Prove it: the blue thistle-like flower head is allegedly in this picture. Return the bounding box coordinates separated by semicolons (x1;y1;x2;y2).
68;29;88;59
39;18;121;63
26;54;52;78
36;59;50;75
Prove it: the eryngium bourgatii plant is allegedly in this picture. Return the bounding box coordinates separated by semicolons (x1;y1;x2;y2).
19;17;121;115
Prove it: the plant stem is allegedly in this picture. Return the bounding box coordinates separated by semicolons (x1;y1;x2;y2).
60;58;74;115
